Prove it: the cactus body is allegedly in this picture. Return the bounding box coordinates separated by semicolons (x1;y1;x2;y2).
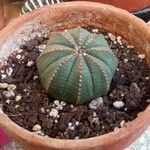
37;27;118;104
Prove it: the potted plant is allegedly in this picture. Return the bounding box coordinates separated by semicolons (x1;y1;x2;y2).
0;2;150;150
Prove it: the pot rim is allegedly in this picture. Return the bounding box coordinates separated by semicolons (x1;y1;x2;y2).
0;2;150;149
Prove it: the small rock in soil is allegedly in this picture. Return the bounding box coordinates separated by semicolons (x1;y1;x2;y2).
49;108;59;118
0;83;8;89
113;101;125;109
89;97;103;110
32;124;41;131
15;95;22;102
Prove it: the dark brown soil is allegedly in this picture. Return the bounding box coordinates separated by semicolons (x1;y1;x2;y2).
0;27;150;139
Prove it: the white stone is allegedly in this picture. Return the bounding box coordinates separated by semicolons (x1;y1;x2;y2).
33;76;38;80
92;29;99;33
27;61;34;67
91;117;99;124
32;124;41;131
3;90;15;98
120;120;126;127
121;93;124;97
113;101;125;109
114;127;120;132
16;54;22;59
138;54;145;60
54;100;60;106
15;105;19;109
5;99;11;104
117;36;122;41
0;83;9;89
124;59;128;63
40;107;45;113
75;121;80;126
68;122;72;127
145;77;149;80
83;53;87;56
6;67;13;76
54;120;58;123
108;33;116;41
17;49;23;53
1;74;7;80
116;68;119;71
89;97;103;110
49;108;58;118
56;105;63;110
70;105;74;108
93;112;97;117
15;95;22;102
60;101;66;106
7;84;16;91
113;41;117;44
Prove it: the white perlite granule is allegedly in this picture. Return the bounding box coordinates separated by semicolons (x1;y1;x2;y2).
32;124;41;131
0;83;9;89
138;54;145;60
89;97;103;110
113;101;125;109
27;61;34;67
49;108;59;118
15;95;22;102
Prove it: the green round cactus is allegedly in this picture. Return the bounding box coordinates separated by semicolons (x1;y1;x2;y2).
37;27;118;104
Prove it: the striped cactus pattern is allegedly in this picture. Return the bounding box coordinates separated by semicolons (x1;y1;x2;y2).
37;27;118;104
21;0;63;14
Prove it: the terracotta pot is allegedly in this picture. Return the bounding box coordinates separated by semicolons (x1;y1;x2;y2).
0;2;150;150
70;0;150;12
0;0;4;30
